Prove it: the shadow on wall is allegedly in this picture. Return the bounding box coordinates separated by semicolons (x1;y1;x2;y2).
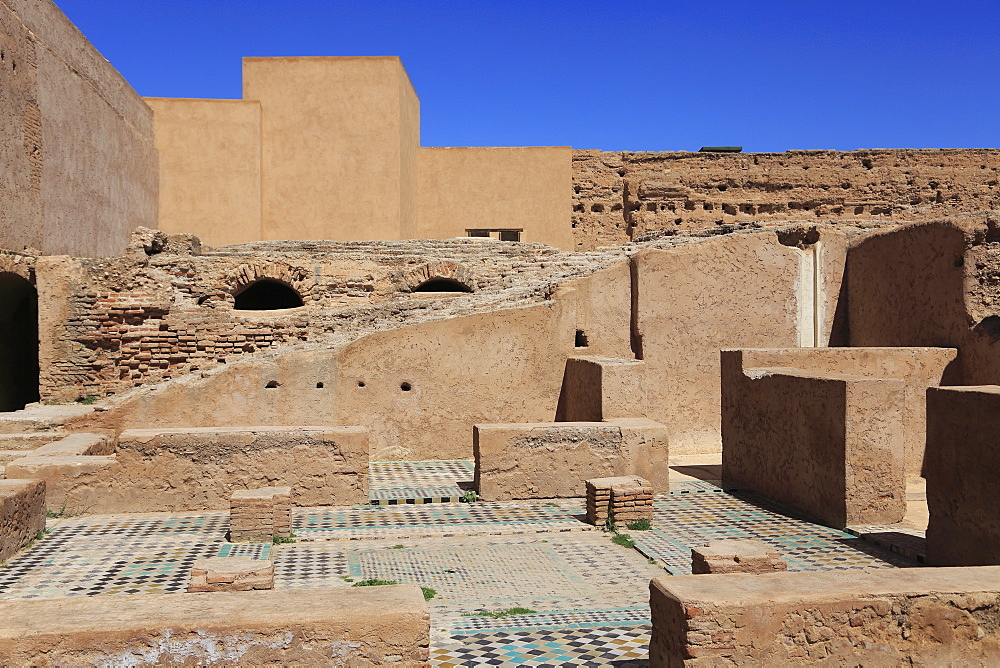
0;273;39;411
847;221;984;385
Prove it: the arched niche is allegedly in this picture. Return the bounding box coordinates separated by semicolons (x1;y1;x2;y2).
0;272;39;411
233;279;305;311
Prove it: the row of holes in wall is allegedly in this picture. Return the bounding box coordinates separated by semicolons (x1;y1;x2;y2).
264;380;413;391
580;201;896;215
260;332;591;391
234;277;472;311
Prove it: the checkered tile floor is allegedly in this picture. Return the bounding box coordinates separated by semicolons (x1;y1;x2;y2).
293;500;590;540
632;490;918;574
368;460;473;505
0;460;925;665
432;626;649;666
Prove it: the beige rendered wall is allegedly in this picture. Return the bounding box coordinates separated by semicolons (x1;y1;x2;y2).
733;347;956;475
416;147;573;249
925;386;1000;566
0;0;157;256
634;228;847;453
244;56;418;242
146;99;262;247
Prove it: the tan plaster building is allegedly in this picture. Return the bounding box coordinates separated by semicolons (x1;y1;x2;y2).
147;57;573;249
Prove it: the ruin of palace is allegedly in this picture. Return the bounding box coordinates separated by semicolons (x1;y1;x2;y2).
1;0;999;665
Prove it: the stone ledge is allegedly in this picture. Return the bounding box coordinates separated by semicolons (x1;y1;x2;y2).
650;567;1000;666
0;585;430;666
0;479;46;562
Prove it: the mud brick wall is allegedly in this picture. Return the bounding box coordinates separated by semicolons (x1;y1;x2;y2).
572;148;1000;250
0;479;45;562
649;568;1000;666
38;237;626;402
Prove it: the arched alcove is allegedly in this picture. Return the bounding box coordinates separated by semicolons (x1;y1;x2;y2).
234;279;304;310
412;278;472;293
0;273;39;411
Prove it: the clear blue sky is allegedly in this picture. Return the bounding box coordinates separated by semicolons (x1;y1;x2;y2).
56;0;999;153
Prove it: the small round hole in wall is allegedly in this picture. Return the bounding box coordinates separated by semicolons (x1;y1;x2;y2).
357;380;366;388
400;382;412;392
316;382;325;389
265;380;280;388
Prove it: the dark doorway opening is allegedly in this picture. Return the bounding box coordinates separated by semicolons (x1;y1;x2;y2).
412;279;472;293
0;273;39;411
234;280;304;310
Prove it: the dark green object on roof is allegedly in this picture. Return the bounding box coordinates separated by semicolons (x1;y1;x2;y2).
699;146;743;153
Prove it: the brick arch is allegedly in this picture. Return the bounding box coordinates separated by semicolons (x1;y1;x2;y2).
226;262;316;304
394;261;475;292
0;253;36;285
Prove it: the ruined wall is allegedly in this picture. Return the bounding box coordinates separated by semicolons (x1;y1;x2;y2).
572;149;1000;250
0;0;156;256
847;218;1000;385
37;236;625;408
416;146;573;249
146;99;262;247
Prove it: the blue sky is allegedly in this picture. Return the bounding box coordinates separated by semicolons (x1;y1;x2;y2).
56;0;999;153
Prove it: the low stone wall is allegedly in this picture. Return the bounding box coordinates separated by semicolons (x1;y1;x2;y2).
0;585;429;666
556;356;647;422
0;479;46;562
93;426;369;513
230;486;292;543
729;347;955;474
4;456;115;514
30;433;113;457
722;356;906;528
474;418;668;501
926;386;1000;566
649;567;1000;666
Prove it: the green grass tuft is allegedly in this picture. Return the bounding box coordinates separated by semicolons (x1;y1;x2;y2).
421;586;436;600
626;518;651;531
272;533;297;545
463;607;536;618
352;578;399;587
611;533;636;549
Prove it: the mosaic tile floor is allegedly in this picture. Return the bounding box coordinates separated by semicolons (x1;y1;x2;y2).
293;500;591;540
633;490;919;574
368;460;473;505
0;460;926;665
0;513;232;599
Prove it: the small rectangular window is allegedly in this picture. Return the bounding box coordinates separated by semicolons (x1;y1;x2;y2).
499;230;521;242
467;229;490;238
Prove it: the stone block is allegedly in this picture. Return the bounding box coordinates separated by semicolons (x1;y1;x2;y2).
925;386;1000;566
557;356;647;422
690;540;786;574
475;418;667;501
86;426;369;513
230;486;292;543
31;433;113;457
4;456;115;514
189;557;274;592
727;347;956;474
649;567;1000;666
0;479;46;563
722;353;906;529
0;585;430;665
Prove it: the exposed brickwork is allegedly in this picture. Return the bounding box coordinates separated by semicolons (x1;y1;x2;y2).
585;475;654;526
230;486;291;543
572;148;1000;250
